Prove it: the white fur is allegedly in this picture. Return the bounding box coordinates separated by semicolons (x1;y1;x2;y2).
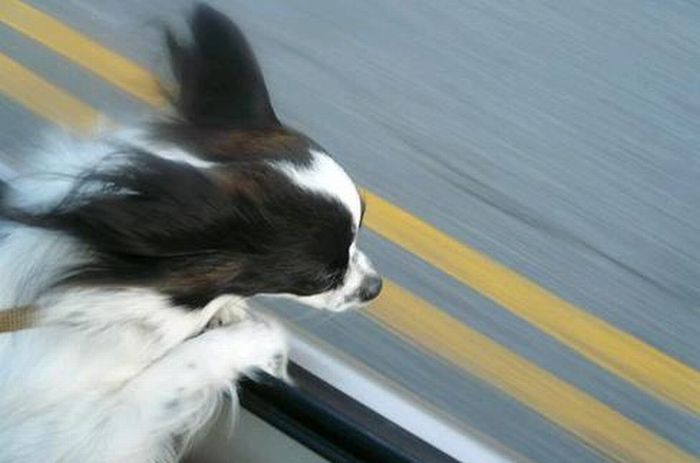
4;131;125;212
271;150;381;310
0;225;86;307
0;129;289;463
287;243;379;312
0;118;377;462
275;149;363;228
118;127;218;169
3;127;215;214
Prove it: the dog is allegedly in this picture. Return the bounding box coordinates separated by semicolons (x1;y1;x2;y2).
0;4;381;462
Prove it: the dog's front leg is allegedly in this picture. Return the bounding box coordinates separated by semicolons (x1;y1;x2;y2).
106;314;288;463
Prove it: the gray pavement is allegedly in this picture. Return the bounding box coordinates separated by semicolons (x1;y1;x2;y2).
1;1;699;461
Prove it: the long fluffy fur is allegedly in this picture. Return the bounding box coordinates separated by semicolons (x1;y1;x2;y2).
0;4;380;462
0;122;294;463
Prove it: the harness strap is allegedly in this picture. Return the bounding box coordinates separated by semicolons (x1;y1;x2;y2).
0;305;37;333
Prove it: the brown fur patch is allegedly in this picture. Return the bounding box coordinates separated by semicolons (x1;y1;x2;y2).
152;123;313;165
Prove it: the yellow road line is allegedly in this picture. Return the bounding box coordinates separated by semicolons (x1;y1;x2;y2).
0;52;697;463
4;3;699;418
368;282;698;463
278;318;537;463
4;0;700;417
364;193;700;415
0;53;100;134
0;0;164;108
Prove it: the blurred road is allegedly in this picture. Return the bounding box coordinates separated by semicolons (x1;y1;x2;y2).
1;1;699;462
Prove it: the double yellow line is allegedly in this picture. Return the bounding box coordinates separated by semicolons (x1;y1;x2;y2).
0;1;698;461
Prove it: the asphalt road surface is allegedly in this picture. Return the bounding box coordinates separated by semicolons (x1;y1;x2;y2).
1;1;698;462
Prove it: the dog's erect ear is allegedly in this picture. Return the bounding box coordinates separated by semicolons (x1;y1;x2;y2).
166;4;279;129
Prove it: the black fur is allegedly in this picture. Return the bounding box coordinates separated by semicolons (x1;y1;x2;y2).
166;4;279;129
0;4;359;308
4;149;353;308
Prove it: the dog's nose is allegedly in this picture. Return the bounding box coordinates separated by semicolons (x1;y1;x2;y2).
359;275;383;302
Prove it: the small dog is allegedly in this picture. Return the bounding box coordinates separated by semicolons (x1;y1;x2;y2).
0;4;381;462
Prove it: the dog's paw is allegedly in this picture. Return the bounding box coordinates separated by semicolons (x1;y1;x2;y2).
205;297;250;329
150;313;289;395
198;300;290;383
229;314;290;383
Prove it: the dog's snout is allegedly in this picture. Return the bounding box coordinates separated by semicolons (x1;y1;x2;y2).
359;275;383;302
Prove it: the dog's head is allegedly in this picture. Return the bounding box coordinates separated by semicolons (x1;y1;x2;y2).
12;4;381;312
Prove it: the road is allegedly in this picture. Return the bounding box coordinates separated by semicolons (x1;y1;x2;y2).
1;1;699;462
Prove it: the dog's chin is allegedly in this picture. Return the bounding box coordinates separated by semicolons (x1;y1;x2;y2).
268;268;383;312
267;291;368;313
303;296;370;313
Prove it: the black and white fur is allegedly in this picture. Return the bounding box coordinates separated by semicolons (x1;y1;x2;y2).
0;5;381;462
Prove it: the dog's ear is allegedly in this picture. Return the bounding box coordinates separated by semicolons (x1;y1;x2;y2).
166;4;279;129
4;150;261;293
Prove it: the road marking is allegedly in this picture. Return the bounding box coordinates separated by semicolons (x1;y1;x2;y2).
0;53;100;134
364;192;700;415
2;0;699;417
0;0;163;107
0;51;697;463
368;281;698;463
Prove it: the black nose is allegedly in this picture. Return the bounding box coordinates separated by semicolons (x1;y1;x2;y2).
359;276;383;302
